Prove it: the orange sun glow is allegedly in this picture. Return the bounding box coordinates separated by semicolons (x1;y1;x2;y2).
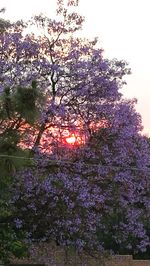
65;135;76;145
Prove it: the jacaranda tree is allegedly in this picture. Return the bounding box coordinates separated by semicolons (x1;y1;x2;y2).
1;0;150;262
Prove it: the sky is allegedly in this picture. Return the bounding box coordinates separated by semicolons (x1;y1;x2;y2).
1;0;150;135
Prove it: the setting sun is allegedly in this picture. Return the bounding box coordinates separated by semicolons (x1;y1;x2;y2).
65;135;76;145
64;132;85;146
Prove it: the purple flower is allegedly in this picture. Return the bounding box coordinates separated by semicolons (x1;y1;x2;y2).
14;218;23;229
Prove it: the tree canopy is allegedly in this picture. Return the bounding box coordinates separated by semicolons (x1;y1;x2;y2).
1;0;150;263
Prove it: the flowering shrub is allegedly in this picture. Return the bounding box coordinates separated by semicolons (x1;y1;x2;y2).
12;121;150;255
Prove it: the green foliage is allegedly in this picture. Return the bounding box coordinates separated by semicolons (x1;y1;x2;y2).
0;81;40;263
0;176;28;264
0;8;11;33
0;223;28;264
13;81;40;124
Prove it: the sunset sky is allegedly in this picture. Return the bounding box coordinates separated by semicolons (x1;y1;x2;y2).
1;0;150;135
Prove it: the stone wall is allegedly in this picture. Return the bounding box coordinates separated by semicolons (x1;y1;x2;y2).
10;243;150;266
132;261;150;266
